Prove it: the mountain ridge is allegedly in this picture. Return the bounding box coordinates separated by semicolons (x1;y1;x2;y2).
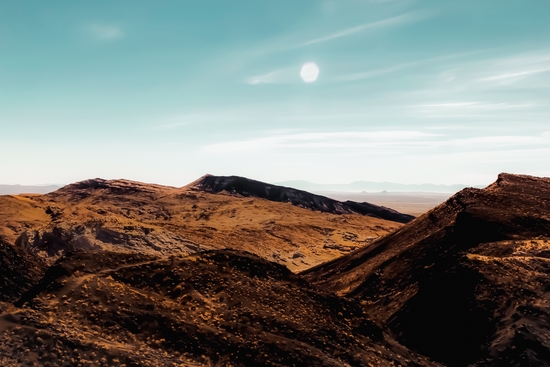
190;175;415;223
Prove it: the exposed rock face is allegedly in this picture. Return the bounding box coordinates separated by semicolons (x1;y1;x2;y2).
303;173;550;366
190;175;415;223
0;250;439;367
15;223;205;265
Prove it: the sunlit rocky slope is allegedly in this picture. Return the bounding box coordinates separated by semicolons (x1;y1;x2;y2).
0;175;408;272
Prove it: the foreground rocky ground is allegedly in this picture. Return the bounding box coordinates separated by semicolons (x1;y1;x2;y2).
0;244;437;366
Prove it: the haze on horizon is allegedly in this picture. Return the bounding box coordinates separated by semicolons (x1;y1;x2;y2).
1;1;549;186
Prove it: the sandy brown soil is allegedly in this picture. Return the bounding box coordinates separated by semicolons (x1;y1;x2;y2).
0;178;403;272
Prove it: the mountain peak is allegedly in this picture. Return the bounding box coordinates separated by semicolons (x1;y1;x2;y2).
50;178;177;197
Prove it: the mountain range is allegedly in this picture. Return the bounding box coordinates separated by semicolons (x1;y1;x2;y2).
276;180;485;193
0;184;62;195
1;173;549;366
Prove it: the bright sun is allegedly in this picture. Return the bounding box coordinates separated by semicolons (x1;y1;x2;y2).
300;62;319;83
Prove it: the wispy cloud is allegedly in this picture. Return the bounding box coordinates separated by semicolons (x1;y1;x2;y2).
333;65;405;82
413;101;535;110
250;11;432;56
200;129;550;155
151;110;387;130
245;67;298;85
478;68;550;83
429;50;550;91
299;13;423;48
88;24;124;40
202;130;439;153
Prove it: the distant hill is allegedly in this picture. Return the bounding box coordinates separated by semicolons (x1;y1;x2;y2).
0;184;61;195
276;180;485;193
0;176;404;272
190;175;415;223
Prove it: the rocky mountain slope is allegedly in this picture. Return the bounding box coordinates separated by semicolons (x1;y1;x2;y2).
0;249;439;367
0;239;45;303
303;173;550;366
3;172;549;366
190;175;415;223
0;176;406;271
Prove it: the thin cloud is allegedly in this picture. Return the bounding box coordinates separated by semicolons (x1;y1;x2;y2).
250;11;433;55
479;68;550;82
299;13;427;48
245;67;298;85
413;102;534;110
202;130;439;153
200;129;550;155
430;50;550;91
331;51;481;83
88;24;124;40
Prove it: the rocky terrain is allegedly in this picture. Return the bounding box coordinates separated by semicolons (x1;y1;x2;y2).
0;176;406;271
304;173;550;366
1;172;550;366
0;247;439;366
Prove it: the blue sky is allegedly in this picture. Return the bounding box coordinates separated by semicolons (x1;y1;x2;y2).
1;1;550;186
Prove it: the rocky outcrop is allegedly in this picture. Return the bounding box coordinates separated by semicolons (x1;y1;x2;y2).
15;222;207;265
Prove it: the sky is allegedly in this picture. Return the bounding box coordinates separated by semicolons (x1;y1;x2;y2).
1;0;550;186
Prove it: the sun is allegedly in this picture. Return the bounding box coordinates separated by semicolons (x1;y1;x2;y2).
300;62;319;83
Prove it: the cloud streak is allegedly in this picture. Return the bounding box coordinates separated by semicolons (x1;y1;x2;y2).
299;13;421;47
201;130;550;154
202;130;440;153
245;67;298;85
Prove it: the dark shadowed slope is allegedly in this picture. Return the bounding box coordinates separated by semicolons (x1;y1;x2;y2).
190;175;415;223
0;239;45;303
303;173;550;367
0;250;438;367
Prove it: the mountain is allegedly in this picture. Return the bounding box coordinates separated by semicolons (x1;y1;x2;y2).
190;175;414;223
1;172;549;366
0;249;439;367
0;184;61;195
276;180;484;193
303;173;550;366
0;176;405;272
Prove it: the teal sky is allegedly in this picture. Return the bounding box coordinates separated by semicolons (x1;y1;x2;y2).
2;1;550;186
